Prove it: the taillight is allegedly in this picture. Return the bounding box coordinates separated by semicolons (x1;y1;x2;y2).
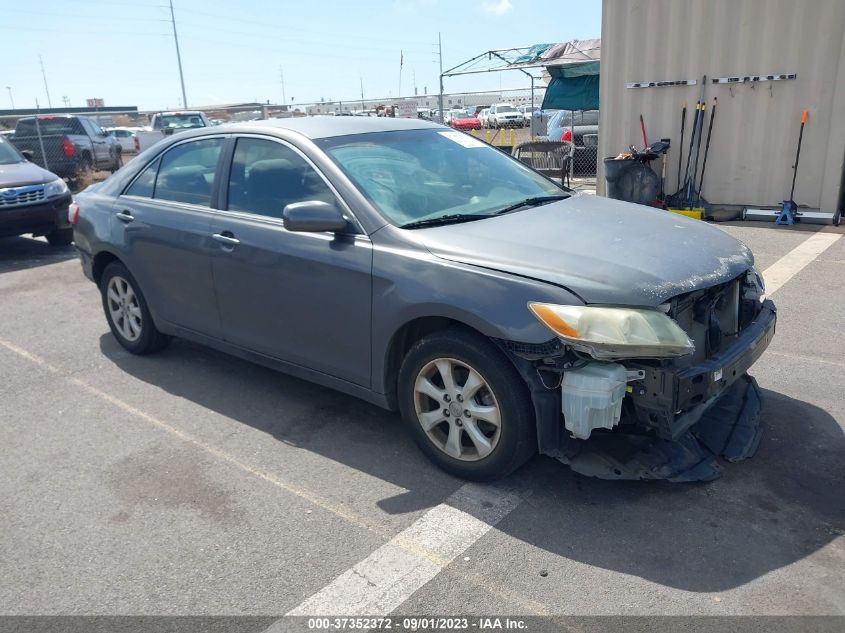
561;129;572;142
62;139;75;157
134;135;140;152
68;201;80;225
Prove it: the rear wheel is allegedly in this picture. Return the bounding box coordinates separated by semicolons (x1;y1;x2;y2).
111;148;123;172
71;153;93;185
398;328;536;480
100;262;170;355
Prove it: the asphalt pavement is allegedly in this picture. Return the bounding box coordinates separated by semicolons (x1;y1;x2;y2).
0;220;842;622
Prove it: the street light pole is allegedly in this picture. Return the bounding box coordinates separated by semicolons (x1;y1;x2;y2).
169;0;188;109
5;86;14;109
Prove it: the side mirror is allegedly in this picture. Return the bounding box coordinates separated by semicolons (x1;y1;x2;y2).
21;150;34;161
283;201;350;233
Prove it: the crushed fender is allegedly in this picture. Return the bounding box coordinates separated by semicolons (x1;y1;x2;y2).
554;374;764;482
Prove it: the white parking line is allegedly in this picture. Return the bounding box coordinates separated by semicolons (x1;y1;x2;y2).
761;231;841;295
284;484;523;616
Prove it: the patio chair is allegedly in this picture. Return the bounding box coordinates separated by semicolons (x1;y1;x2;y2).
511;140;575;187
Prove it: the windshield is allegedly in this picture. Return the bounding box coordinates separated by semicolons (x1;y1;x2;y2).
450;110;470;118
318;129;565;227
156;114;206;129
496;105;516;113
0;139;23;164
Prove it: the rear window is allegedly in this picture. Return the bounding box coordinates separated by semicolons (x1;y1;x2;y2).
582;111;600;125
154;114;206;130
15;118;83;136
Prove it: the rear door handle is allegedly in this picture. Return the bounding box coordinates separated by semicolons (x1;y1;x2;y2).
212;232;240;246
116;210;134;223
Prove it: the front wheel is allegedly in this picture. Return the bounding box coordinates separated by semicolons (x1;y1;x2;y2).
398;328;536;480
100;262;170;355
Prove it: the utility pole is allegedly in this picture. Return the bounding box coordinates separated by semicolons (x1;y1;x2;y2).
39;55;53;109
360;76;365;110
437;32;444;123
398;50;403;101
169;0;188;109
279;65;286;105
5;86;14;109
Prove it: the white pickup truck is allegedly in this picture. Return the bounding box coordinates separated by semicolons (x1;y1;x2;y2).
135;111;212;152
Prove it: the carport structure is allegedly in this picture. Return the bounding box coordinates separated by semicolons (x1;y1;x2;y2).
439;39;601;136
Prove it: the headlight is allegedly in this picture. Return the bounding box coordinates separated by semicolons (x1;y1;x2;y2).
44;178;69;198
528;302;695;360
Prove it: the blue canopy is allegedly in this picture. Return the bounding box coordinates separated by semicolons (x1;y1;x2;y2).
542;61;600;111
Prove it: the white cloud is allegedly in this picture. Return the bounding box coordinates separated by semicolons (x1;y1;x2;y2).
483;0;513;15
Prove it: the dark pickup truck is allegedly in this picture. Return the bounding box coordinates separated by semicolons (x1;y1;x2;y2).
11;115;122;180
0;134;73;245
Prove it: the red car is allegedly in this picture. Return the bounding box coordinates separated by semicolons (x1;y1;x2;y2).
450;111;482;131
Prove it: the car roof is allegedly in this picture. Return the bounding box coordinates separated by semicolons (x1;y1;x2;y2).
212;116;443;140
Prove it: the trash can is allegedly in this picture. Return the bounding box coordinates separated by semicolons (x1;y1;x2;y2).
603;157;659;205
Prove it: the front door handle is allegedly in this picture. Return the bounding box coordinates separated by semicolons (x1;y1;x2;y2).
116;210;134;223
212;232;240;246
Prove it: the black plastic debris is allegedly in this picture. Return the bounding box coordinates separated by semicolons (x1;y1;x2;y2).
555;374;764;482
692;374;764;462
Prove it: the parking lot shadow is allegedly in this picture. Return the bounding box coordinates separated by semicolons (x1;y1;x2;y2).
99;335;467;515
99;335;843;592
0;236;76;273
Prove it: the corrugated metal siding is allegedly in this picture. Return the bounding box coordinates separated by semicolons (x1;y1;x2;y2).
598;0;845;214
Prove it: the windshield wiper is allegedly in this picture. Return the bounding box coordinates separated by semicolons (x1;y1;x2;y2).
494;195;569;216
400;213;495;229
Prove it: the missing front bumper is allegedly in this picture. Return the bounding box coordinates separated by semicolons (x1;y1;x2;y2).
555;374;764;482
516;300;775;482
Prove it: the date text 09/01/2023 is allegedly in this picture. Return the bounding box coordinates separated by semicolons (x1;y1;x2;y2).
306;617;529;630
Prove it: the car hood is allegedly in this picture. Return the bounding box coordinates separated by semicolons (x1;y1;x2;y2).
412;194;754;306
0;161;57;187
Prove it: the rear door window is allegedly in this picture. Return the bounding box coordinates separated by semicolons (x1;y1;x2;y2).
124;158;161;198
153;138;223;206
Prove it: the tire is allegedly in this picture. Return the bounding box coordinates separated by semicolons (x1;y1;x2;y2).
72;154;93;184
45;228;73;246
111;148;123;172
100;261;170;355
397;327;536;481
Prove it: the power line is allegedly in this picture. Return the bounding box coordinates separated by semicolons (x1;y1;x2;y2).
173;6;433;47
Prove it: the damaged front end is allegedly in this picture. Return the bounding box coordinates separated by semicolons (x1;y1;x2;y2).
502;269;776;482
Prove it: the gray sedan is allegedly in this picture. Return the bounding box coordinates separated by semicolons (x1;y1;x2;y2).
72;117;775;481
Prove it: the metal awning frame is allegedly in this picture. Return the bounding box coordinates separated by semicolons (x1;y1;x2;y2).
439;48;545;133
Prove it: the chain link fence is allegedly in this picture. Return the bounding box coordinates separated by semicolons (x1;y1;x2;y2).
4;115;122;191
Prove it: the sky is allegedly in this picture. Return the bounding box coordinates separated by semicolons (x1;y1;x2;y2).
1;0;601;111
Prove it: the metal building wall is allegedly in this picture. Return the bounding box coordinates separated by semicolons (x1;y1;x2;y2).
598;0;845;216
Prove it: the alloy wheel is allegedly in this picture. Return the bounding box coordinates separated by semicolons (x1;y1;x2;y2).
413;357;502;461
106;276;142;342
